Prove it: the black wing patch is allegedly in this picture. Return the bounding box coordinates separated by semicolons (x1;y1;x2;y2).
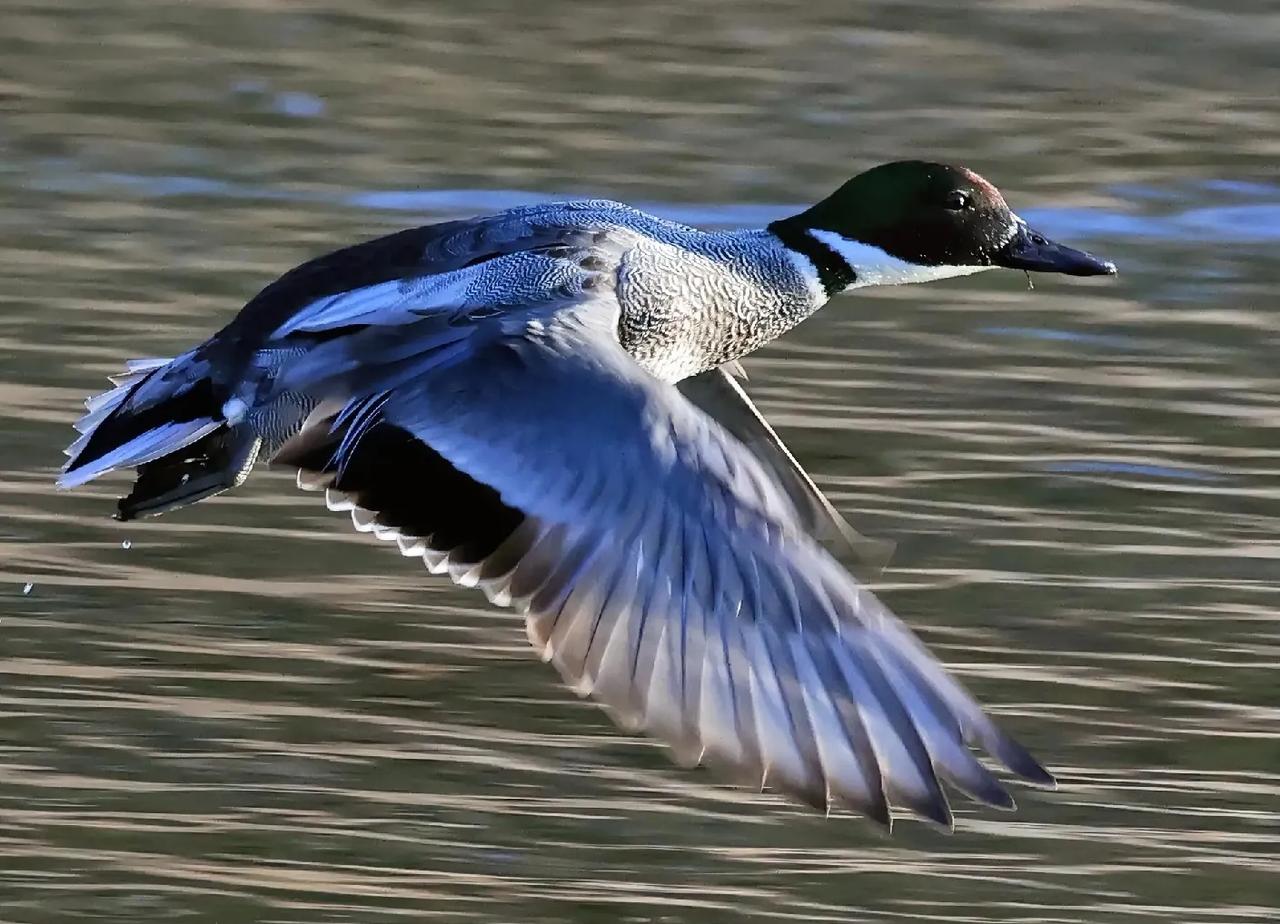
275;415;525;567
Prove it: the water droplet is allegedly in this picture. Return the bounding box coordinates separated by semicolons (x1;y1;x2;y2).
122;539;132;550
22;582;33;595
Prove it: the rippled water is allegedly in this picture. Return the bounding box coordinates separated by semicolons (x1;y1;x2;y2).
2;2;1278;921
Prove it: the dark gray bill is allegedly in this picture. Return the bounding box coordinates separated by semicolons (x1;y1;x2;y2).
995;223;1117;276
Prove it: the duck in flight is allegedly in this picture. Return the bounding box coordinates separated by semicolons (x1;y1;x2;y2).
59;161;1115;828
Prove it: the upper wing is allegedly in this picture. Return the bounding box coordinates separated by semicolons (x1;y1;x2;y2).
58;202;627;490
271;291;1052;828
221;200;641;343
677;365;895;575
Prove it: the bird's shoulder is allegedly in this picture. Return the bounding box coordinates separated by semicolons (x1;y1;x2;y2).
221;199;680;345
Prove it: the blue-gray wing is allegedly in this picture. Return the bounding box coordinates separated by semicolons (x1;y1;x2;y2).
676;365;896;576
273;294;1052;827
56;200;655;502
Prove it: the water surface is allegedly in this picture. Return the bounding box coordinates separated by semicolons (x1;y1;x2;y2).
2;2;1277;921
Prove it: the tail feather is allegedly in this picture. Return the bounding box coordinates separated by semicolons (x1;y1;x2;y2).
59;355;281;518
59;354;226;484
75;395;126;435
115;427;262;521
74;361;168;433
58;417;222;488
109;357;171;384
83;382;132;416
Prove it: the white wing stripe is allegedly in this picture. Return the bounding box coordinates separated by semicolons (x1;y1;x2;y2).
272;271;477;337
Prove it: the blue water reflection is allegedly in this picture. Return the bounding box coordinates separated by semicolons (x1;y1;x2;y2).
23;161;1280;247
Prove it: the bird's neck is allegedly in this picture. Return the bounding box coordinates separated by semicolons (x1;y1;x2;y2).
766;220;994;299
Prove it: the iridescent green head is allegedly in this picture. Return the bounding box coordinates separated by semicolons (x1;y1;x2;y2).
770;161;1116;294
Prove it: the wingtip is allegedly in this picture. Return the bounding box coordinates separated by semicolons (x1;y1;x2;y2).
1004;742;1057;789
865;795;893;832
55;466;94;490
793;781;833;814
982;782;1018;811
914;793;955;832
1026;762;1058;790
950;765;1018;810
984;723;1057;790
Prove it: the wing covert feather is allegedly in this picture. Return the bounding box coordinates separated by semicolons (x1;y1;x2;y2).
274;293;1052;826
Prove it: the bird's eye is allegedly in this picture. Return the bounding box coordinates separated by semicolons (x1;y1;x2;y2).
944;190;971;211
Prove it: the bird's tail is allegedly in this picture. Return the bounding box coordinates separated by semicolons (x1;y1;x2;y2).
58;354;262;520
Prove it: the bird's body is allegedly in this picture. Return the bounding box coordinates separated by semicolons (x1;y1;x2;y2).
59;161;1115;828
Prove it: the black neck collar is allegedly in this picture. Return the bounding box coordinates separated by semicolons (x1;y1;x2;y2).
767;219;856;297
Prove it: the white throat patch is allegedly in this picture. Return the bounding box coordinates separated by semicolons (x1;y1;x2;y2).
807;228;993;290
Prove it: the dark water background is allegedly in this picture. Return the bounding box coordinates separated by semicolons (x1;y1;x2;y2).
2;2;1277;921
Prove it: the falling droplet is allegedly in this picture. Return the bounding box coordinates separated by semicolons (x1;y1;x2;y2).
1024;271;1034;291
22;582;33;595
122;539;132;550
